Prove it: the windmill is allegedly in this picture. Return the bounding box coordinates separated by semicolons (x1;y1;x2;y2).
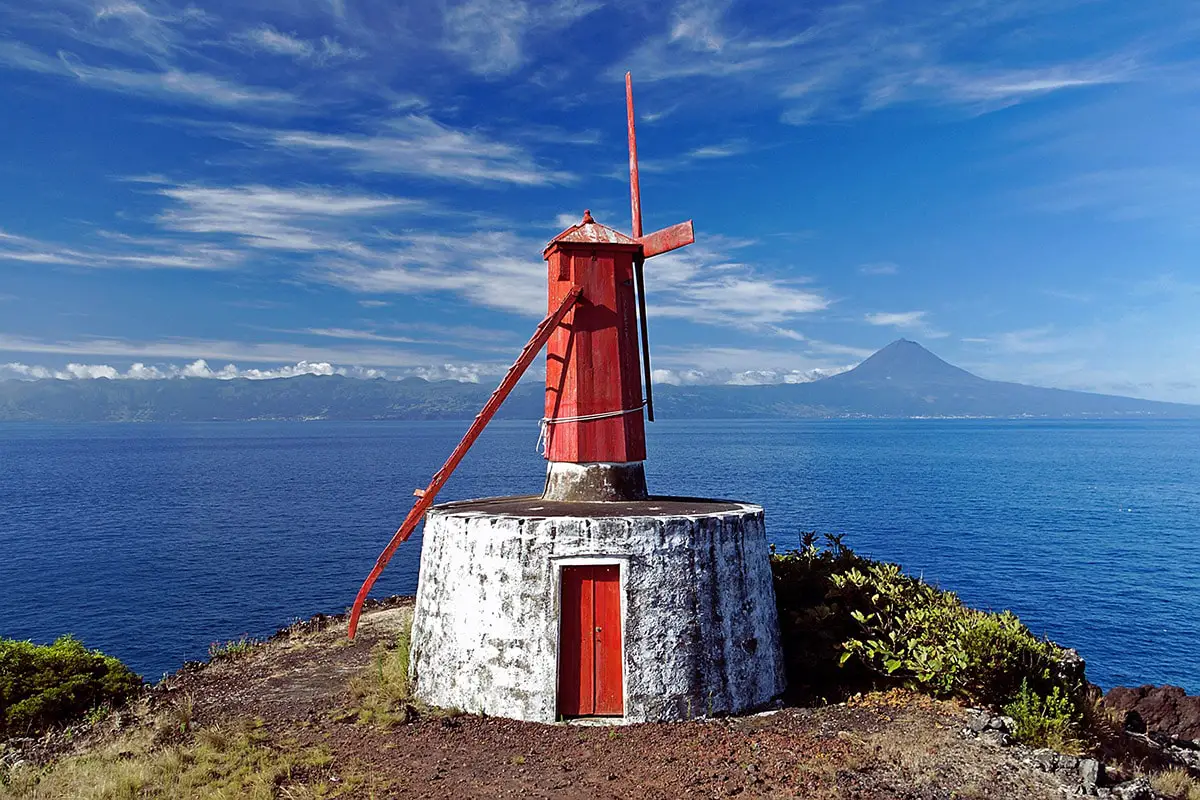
345;75;784;724
347;73;695;637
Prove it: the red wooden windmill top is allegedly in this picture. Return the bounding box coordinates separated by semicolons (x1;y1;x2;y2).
347;73;694;638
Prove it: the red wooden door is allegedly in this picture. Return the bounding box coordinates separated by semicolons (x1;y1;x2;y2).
558;565;623;717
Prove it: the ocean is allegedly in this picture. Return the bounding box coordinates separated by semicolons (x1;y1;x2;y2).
1;419;1197;692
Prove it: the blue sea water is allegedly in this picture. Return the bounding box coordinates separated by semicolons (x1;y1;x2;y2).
1;419;1198;692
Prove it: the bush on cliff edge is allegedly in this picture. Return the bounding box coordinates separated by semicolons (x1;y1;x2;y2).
771;533;1088;746
0;635;143;737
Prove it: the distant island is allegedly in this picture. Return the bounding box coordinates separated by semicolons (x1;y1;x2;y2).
2;340;1197;422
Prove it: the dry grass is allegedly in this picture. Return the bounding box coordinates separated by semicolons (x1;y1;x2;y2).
1151;768;1200;800
795;748;865;785
863;725;947;777
341;622;417;727
0;718;346;800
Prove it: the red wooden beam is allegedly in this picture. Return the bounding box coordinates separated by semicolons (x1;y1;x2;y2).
639;220;695;259
347;287;584;639
626;72;642;240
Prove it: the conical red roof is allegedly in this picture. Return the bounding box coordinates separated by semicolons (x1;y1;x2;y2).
544;210;639;256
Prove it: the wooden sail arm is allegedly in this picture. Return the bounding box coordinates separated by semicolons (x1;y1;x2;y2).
347;287;584;639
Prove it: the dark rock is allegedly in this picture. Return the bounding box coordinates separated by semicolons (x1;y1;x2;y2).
980;730;1012;747
1123;710;1146;734
1104;685;1200;743
1056;649;1088;690
985;716;1009;731
1030;749;1060;771
1104;777;1153;800
966;711;990;734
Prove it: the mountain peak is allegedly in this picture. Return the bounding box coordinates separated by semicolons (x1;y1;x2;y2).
832;340;981;386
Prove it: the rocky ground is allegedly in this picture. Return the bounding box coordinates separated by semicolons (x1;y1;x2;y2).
2;599;1196;799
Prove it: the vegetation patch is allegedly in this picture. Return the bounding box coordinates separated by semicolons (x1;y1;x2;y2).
207;636;262;663
1002;679;1083;752
771;533;1088;748
1151;768;1200;800
341;620;419;727
1;719;346;800
0;636;142;738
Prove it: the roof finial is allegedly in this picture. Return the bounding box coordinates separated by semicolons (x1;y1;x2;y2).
582;209;594;225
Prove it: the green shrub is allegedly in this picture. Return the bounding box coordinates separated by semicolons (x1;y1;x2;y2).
770;532;880;701
0;635;143;737
208;635;261;662
1002;679;1083;752
771;533;1087;742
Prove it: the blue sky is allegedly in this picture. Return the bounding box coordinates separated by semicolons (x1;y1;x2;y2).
1;0;1199;401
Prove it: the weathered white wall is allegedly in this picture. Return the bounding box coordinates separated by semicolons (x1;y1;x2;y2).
409;502;786;723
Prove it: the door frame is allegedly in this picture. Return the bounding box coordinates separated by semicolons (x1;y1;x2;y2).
552;556;629;719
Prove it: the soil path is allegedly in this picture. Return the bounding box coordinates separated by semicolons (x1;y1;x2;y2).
155;600;1066;799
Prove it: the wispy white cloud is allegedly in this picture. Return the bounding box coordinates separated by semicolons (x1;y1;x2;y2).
90;0;183;57
233;25;363;65
553;212;581;229
58;54;298;108
622;0;770;81
0;2;297;110
441;0;602;76
232;116;573;185
300;222;831;330
865;310;926;327
686;140;750;159
622;0;1144;124
301;327;427;346
0;227;242;270
859;262;899;276
1030;167;1200;226
0;41;63;73
865;310;947;339
318;229;547;316
652;342;862;385
962;325;1100;355
442;0;528;76
647;239;830;327
0;32;295;109
3;0;204;62
631;138;753;175
145;181;422;252
297;326;521;356
641;104;680;124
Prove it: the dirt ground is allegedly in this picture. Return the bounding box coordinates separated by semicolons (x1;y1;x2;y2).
138;599;1067;799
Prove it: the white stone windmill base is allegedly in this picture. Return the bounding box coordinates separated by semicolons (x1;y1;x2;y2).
408;496;786;724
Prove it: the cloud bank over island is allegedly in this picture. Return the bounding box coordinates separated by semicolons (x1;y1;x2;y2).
0;359;384;382
0;359;856;386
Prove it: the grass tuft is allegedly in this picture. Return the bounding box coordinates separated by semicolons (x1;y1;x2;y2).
1151;768;1200;800
207;636;261;663
344;620;416;728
